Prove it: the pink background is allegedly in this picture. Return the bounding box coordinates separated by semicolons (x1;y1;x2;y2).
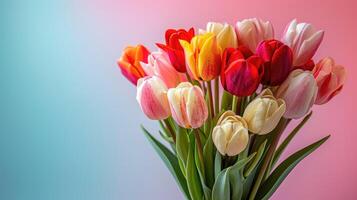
104;0;356;199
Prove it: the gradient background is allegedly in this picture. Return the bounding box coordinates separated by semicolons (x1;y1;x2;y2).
1;0;356;199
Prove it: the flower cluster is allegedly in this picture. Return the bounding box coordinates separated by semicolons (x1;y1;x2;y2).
117;19;346;200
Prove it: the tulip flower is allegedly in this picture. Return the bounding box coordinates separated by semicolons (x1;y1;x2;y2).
221;47;263;96
179;33;222;81
212;111;249;156
312;57;346;105
236;18;274;52
276;69;318;119
201;22;238;50
256;39;293;86
243;89;286;135
136;76;171;120
167;82;208;128
282;19;324;66
117;45;150;85
141;50;186;88
156;28;195;73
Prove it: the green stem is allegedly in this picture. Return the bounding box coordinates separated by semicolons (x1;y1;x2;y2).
232;96;238;113
248;118;288;200
206;81;215;118
214;78;220;115
194;129;205;170
163;119;176;143
185;73;193;83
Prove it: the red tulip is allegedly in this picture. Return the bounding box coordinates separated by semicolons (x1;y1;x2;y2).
256;39;293;86
117;45;150;85
221;47;263;96
156;28;195;73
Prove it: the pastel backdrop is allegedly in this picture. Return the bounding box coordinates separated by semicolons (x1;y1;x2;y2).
1;0;356;199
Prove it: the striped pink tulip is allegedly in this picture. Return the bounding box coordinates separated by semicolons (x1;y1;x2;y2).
313;57;346;105
167;82;208;128
282;19;324;66
276;69;318;119
136;76;171;120
141;50;186;88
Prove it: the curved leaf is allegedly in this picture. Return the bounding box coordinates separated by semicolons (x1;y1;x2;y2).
186;133;203;200
256;135;330;200
141;126;190;200
271;112;312;167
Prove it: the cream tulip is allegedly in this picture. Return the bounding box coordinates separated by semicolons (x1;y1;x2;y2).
167;82;208;128
243;89;286;135
276;69;318;119
201;22;238;50
212;111;249;156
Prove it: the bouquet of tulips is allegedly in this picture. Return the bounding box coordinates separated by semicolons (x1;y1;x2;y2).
117;19;346;200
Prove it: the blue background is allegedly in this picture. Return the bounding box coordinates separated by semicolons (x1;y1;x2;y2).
0;1;181;199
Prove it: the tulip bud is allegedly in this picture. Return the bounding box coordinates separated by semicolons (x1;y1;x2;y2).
212;111;249;156
276;70;318;119
156;28;195;73
256;39;293;86
179;33;222;81
221;47;263;96
201;22;238;50
236;18;274;53
117;45;150;85
282;19;324;66
243;89;286;135
312;57;346;105
167;82;208;128
136;76;171;120
141;50;186;88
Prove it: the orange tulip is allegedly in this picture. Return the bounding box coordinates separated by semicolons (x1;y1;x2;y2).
117;45;150;85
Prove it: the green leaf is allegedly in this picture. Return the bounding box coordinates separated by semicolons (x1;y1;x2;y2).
244;140;267;178
229;154;256;200
212;154;255;200
203;130;216;188
141;126;190;200
256;135;330;200
212;168;230;200
176;127;189;165
214;151;222;179
221;90;233;111
271;112;312;168
186;133;203;200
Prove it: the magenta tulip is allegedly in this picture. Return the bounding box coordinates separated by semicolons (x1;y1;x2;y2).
256;39;293;86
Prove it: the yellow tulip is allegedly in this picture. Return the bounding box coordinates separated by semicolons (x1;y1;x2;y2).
212;111;249;156
179;33;222;81
243;89;286;135
202;22;238;50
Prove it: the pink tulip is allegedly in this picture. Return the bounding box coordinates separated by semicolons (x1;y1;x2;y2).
276;70;318;119
167;82;208;128
282;19;324;66
141;50;186;88
312;57;346;105
236;18;274;53
136;76;171;120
